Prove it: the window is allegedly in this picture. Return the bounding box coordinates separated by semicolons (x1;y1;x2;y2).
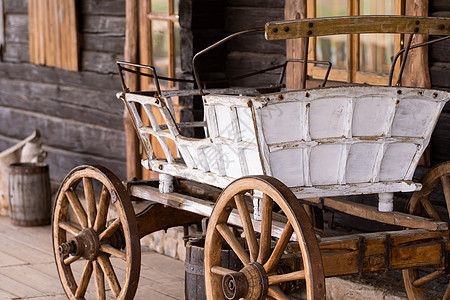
307;0;404;85
138;0;182;179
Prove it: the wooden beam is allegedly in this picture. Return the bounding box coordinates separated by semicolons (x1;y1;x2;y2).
302;196;448;231
284;0;307;89
124;0;142;180
404;0;432;166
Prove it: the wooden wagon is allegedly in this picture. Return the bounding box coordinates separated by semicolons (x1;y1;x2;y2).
52;16;450;299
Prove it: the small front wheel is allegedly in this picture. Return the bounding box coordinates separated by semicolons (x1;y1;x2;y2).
52;165;141;300
204;175;326;300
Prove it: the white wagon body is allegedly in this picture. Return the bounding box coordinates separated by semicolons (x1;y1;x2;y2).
121;86;449;201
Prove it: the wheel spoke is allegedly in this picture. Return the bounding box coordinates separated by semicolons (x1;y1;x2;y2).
83;177;97;228
100;245;126;261
58;221;81;236
97;254;121;297
268;270;305;285
98;218;121;242
258;193;273;264
65;189;88;229
211;266;236;276
443;281;450;300
234;194;258;262
216;223;250;265
75;260;93;298
94;185;111;232
93;261;106;300
268;286;290;300
421;196;441;221
264;222;293;273
64;255;81;265
441;175;450;219
412;269;446;288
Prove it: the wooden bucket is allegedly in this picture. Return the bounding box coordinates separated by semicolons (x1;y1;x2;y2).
8;163;51;226
185;240;243;299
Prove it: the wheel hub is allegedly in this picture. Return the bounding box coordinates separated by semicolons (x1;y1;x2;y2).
59;228;100;261
222;262;268;300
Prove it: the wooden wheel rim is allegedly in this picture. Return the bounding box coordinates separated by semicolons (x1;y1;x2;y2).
52;165;140;300
403;161;450;300
204;175;325;300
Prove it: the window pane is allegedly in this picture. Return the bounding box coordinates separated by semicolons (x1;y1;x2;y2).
174;22;181;74
174;0;179;15
151;0;167;13
359;0;395;74
151;20;169;77
316;0;347;69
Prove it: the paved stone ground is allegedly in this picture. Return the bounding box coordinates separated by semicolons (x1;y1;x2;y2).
0;216;185;299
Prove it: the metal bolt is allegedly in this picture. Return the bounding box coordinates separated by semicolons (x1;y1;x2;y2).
278;94;284;101
308;22;314;28
305;92;310;98
284;26;290;32
158;165;163;170
155;99;160;104
307;30;313;35
415;20;420;25
273;27;278;33
397;90;402;95
414;27;419;33
433;92;438;98
440;24;446;29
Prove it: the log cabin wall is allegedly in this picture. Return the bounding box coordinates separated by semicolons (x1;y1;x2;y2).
0;0;127;181
429;0;450;164
224;0;286;87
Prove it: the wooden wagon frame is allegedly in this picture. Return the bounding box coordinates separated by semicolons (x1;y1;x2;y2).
52;15;450;300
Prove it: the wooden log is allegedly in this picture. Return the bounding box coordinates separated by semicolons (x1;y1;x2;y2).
302;196;448;231
124;0;141;181
80;0;126;16
0;107;126;161
82;16;126;35
402;0;431;88
0;62;122;91
284;0;307;89
285;229;449;276
8;163;51;226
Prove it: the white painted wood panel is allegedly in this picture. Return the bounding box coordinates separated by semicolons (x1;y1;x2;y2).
122;86;449;199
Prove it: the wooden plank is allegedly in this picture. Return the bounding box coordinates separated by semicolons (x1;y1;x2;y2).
266;16;450;40
0;107;126;161
303;196;447;230
82;33;125;54
5;14;28;43
402;0;431;90
67;0;79;71
284;0;307;89
82;15;126;34
286;229;449;276
124;0;141;180
0;62;122;91
80;0;126;16
4;0;27;13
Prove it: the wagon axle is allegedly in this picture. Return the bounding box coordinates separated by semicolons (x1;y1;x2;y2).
59;228;100;261
222;262;268;300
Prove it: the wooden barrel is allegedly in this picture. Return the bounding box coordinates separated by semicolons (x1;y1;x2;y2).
185;240;243;299
8;163;51;226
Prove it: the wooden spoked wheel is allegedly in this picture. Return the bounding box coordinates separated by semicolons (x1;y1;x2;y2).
52;165;140;300
403;161;450;300
204;175;326;300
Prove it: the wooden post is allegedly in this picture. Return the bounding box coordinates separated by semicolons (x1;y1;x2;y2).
403;0;431;166
124;0;142;180
285;0;307;89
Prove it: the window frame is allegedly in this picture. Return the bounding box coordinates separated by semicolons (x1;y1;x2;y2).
306;0;405;85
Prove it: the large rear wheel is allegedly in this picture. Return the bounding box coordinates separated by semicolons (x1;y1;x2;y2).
204;175;326;300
